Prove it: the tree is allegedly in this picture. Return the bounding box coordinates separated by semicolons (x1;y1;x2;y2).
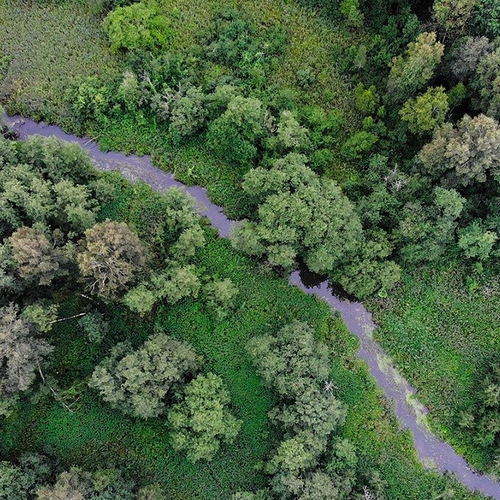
0;145;99;240
37;468;92;500
336;236;402;299
232;491;272;500
128;184;204;258
0;107;15;140
232;154;363;274
298;472;340;500
10;225;68;286
326;438;358;477
167;86;208;140
387;32;444;102
137;484;167;500
65;76;112;130
447;82;467;109
103;1;171;52
458;222;498;260
472;47;500;120
17;135;97;185
32;463;164;500
123;284;158;316
0;455;50;500
22;302;58;334
0;304;53;398
341;131;378;161
418;114;500;186
90;331;201;418
77;220;147;299
0;163;56;237
249;321;345;456
78;312;109;344
340;0;364;28
269;385;345;438
0;243;18;297
124;264;201;315
168;372;241;462
471;0;500;38
400;87;449;133
247;321;330;398
433;0;479;36
354;83;379;115
266;430;326;477
36;466;149;500
397;187;465;264
117;70;141;111
266;111;310;155
206;96;265;170
151;264;200;303
249;321;347;499
201;8;286;78
450;36;494;81
169;226;205;261
0;135;17;168
52;179;98;235
203;279;238;320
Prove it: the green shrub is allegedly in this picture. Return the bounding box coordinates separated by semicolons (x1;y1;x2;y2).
168;372;241;462
90;331;201;418
103;1;171;52
66;76;112;132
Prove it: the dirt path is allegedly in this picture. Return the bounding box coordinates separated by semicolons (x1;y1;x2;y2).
9;116;500;499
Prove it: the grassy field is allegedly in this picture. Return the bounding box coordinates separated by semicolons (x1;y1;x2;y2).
368;266;500;472
0;0;119;124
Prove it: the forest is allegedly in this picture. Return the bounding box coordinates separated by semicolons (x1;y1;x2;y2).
1;0;500;498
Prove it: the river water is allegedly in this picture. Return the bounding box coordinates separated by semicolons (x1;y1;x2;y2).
7;116;500;499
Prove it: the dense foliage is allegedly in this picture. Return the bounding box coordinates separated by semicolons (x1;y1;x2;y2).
168;372;241;463
3;0;500;494
90;331;201;418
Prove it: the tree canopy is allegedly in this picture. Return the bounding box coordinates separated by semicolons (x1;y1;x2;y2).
90;331;201;419
168;372;241;462
418;113;500;186
232;153;363;274
0;304;53;399
387;32;444;102
77;219;147;299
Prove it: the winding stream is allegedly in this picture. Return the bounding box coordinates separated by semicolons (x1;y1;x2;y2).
8;115;500;499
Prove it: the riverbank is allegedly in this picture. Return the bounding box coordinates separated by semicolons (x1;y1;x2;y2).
7;115;499;499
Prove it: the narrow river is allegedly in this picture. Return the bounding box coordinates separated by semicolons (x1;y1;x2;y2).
8;116;500;499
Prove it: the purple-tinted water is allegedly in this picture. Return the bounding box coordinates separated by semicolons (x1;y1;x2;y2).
9;117;235;238
7;115;500;499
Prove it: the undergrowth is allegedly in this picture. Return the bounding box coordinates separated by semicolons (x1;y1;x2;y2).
0;227;487;498
369;266;500;472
